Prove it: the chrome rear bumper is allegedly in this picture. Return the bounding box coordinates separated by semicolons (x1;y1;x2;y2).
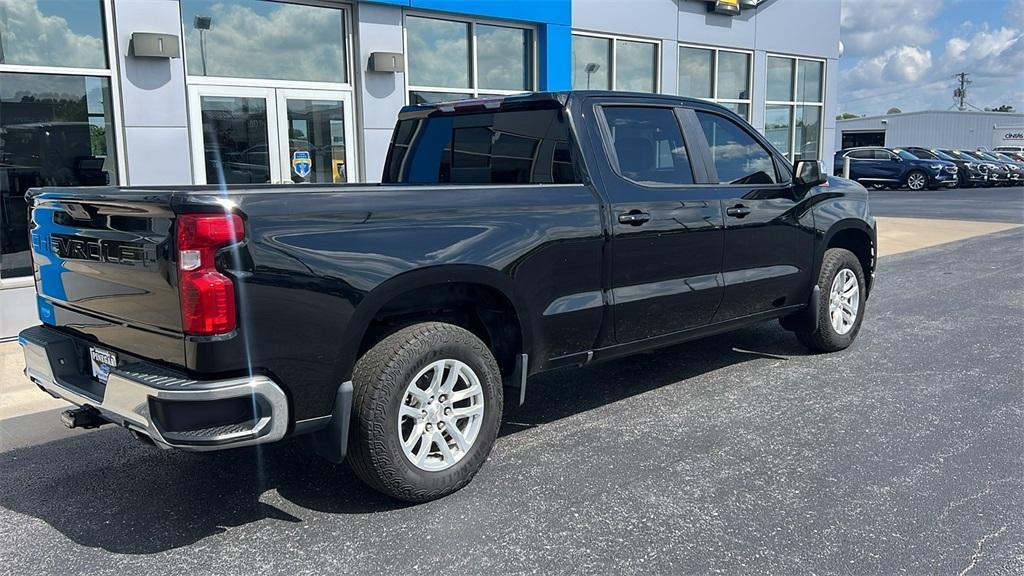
19;325;288;451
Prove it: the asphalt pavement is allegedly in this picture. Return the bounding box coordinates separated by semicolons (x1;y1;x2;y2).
0;189;1021;575
867;185;1024;223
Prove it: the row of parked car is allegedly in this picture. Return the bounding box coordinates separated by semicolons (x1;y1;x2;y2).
833;146;1024;190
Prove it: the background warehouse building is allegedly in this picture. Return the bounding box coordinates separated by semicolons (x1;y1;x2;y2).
837;110;1024;151
0;0;841;338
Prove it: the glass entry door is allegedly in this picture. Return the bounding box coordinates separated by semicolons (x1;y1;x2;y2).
276;89;356;184
189;86;356;184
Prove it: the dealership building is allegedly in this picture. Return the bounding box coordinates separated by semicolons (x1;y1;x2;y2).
0;0;841;338
837;110;1024;151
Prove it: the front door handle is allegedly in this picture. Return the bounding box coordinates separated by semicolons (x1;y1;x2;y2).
726;204;751;218
618;210;651;226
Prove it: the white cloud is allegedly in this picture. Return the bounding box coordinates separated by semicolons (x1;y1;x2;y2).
844;45;933;84
1006;0;1024;24
840;1;1024;114
0;0;106;68
840;0;944;56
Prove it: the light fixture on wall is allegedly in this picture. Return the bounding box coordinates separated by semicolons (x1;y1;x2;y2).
702;0;760;16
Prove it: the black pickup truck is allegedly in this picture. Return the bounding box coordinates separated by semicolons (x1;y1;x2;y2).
19;91;876;502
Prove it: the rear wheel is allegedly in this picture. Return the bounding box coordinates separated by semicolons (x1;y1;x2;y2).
347;322;503;502
796;248;866;352
905;170;928;191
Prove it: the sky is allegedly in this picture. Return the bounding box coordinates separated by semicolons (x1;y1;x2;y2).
839;0;1024;116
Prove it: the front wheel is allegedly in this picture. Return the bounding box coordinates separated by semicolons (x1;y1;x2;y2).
796;248;867;352
905;170;928;191
347;322;503;502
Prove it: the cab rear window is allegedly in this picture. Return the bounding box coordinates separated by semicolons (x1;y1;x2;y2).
384;109;581;185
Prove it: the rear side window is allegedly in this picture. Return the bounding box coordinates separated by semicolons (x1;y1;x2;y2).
696;111;778;184
847;150;873;159
601;106;694;185
383;108;580;184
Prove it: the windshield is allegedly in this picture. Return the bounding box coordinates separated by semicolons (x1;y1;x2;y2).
956;150;985;162
974;151;1000;162
993;152;1017;162
894;149;919;160
932;149;957;161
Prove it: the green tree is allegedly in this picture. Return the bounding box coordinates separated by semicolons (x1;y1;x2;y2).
836;112;861;120
985;105;1016;113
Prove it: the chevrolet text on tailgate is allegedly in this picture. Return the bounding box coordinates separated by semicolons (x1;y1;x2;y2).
20;92;876;502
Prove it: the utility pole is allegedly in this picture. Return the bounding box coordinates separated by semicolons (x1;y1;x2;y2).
953;72;971;111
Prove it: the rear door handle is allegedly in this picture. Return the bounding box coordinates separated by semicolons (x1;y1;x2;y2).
618;210;651;225
726;205;751;218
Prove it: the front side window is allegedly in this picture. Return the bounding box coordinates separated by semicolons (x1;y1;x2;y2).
696;111;778;185
678;45;752;120
384;108;578;185
766;55;825;162
602;107;693;185
572;33;659;92
0;72;118;278
406;15;533;104
181;0;348;83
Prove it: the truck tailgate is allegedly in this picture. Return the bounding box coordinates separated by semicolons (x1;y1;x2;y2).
28;188;184;359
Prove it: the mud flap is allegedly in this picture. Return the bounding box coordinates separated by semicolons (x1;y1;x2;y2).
779;285;820;333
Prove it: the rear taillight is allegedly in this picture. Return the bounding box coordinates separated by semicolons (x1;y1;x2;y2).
176;213;244;336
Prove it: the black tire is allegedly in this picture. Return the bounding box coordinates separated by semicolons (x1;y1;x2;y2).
347;322;503;502
905;170;928;191
796;248;866;352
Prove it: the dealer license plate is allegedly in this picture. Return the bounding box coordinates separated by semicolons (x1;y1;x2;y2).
90;347;118;384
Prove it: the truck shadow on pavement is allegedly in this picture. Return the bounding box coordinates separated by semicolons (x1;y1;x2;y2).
0;323;809;554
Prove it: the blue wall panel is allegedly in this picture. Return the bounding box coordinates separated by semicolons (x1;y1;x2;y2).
365;0;572;90
540;24;571;91
367;0;570;25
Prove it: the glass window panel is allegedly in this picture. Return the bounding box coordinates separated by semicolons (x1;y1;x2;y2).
477;25;531;91
286;99;347;183
572;35;611;90
408;91;474;105
718;102;750;119
696;111;778;185
406;16;470;88
794;105;821;161
767;56;795;102
181;0;347;83
199;96;271;184
1;72;117;278
602;107;693;185
383;109;579;184
615;40;657;92
0;0;108;69
678;47;714;99
717;51;750;100
797;60;824;103
764;104;792;156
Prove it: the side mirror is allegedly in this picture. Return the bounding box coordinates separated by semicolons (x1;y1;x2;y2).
794;159;827;187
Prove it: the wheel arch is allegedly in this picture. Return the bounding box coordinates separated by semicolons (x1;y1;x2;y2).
819;220;876;297
336;265;531;383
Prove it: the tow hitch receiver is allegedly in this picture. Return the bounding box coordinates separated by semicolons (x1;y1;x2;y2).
60;406;108;429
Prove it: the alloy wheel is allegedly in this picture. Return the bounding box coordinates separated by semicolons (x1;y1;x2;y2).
828;268;860;335
907;172;926;190
398;359;485;471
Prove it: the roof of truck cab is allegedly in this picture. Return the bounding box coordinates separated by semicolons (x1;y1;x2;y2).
397;90;729;118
